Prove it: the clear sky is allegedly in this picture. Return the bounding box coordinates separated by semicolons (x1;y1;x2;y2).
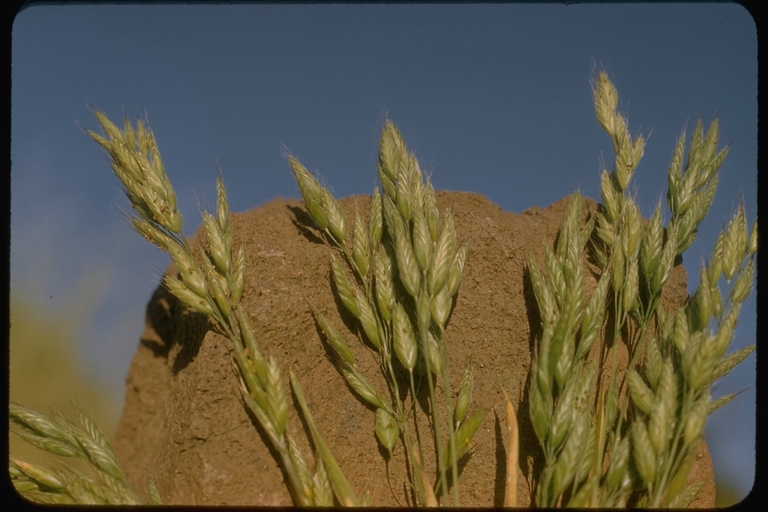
11;3;757;501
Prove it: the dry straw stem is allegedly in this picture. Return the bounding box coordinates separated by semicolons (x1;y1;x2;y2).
291;120;478;506
528;70;756;508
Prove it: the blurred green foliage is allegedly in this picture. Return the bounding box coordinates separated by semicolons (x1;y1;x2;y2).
715;480;748;507
9;294;120;473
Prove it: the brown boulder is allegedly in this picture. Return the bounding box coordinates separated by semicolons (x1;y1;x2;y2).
112;191;714;506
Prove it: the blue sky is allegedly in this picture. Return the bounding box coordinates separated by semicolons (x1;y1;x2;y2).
11;4;757;500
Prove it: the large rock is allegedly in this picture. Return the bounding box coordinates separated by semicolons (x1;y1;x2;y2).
112;192;715;506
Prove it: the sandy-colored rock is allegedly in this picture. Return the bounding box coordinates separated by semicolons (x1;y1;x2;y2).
112;192;714;506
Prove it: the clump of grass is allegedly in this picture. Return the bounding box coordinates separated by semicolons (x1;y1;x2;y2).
9;401;161;504
527;71;756;507
289;121;482;506
81;111;359;506
10;69;755;508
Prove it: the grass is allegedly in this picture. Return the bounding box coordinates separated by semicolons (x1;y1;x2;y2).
10;70;755;507
289;122;482;506
526;71;756;507
9;401;160;504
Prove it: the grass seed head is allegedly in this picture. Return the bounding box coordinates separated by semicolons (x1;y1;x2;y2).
11;458;66;491
687;265;712;332
374;407;398;457
312;458;334;506
215;174;231;233
357;294;382;349
430;288;452;330
623;198;643;259
339;362;386;410
378;121;406;183
528;253;556;325
712;344;754;384
709;304;737;359
231;246;246;306
203;260;232;320
573;424;597;487
732;258;754;304
315;312;356;366
163;275;215;317
237;313;267;384
423;329;444;378
395;171;412;222
552;335;575;389
393;303;417;371
378;167;397;201
548;384;576;451
289;156;328;230
395;233;421;299
593;71;619;136
576;268;610;360
165;242;208;298
203;211;231;276
10;402;69;442
369;187;383;249
454;363;473;425
446;242;469;297
373;248;396;323
330;254;361;318
352;214;371;277
427;210;457;295
266;358;288;437
631;420;657;486
643;336;663;389
622;259;639;313
382;195;406;241
682;338;713;391
424;181;440;243
22;434;79;458
600;170;619;222
603;378;620;437
551;412;588;498
605;435;631;493
320;187;347;244
286;434;313;503
545;245;566;307
412;208;432;272
648;372;674;456
528;378;550;444
443;411;485;470
651;233;677;294
627;370;654;416
683;394;709;448
748;217;758;255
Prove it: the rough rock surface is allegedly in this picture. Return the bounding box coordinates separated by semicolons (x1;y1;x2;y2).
112;192;715;506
